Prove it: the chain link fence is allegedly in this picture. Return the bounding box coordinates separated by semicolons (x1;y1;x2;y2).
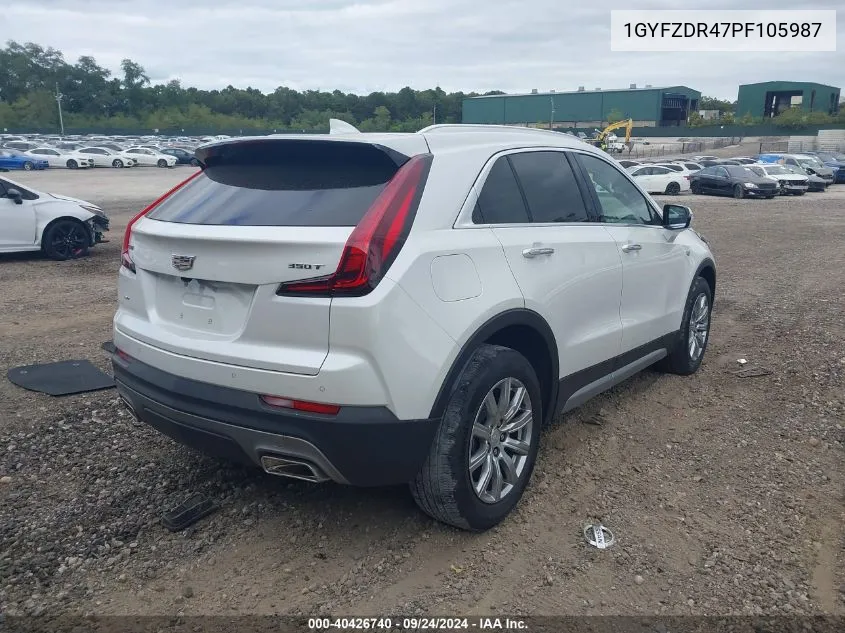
617;136;744;159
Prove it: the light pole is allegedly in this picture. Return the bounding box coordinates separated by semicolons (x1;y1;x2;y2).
55;83;65;136
433;103;437;124
549;95;555;130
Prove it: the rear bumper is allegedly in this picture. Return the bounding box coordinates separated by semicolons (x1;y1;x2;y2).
112;353;440;487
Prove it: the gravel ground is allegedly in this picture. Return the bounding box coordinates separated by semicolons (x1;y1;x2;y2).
0;157;843;619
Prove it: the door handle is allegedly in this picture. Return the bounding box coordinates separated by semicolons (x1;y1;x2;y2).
621;243;642;253
522;246;555;258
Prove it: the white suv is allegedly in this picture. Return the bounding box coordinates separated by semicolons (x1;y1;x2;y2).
112;125;716;531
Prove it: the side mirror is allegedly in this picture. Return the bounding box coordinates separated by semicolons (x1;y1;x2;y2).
6;188;23;204
663;204;691;230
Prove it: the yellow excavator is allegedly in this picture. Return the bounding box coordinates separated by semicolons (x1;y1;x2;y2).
590;119;633;153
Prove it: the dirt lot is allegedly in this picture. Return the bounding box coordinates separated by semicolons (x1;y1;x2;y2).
1;160;843;619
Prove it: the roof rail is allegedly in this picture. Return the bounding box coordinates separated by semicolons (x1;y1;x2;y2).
418;124;564;137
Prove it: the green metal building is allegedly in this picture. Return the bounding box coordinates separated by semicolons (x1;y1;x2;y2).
736;81;840;118
462;85;701;128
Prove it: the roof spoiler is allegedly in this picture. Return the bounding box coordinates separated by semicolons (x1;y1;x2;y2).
329;119;361;135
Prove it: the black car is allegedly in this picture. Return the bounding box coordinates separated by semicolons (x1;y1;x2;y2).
690;165;778;199
160;147;199;166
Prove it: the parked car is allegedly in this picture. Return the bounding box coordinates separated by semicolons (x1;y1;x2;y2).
783;165;827;191
676;161;704;173
160;147;199;165
95;142;127;153
617;159;641;169
806;152;845;183
654;162;695;177
692;155;719;161
123;147;178;168
2;141;40;152
76;147;136;168
745;164;808;195
0;175;109;259
732;157;759;165
26;148;94;169
111;126;716;531
627;165;690;194
0;149;49;171
757;154;834;186
690;165;778;198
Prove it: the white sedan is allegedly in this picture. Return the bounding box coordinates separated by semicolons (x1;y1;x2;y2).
627;165;690;195
25;147;94;169
76;147;137;168
123;147;177;168
0;175;110;260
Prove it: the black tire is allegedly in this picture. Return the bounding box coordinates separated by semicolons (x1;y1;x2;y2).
657;276;712;376
112;159;123;168
23;161;34;171
665;181;681;195
410;344;543;531
42;219;90;261
66;159;78;169
690;181;701;194
733;184;744;199
765;195;775;199
157;159;167;168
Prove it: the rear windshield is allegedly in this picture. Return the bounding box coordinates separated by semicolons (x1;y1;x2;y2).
147;140;402;226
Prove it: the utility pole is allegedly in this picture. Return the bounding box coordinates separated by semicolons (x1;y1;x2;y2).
550;95;555;130
433;103;437;124
55;83;65;136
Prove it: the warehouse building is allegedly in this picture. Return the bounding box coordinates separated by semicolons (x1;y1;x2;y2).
462;85;701;128
736;81;840;119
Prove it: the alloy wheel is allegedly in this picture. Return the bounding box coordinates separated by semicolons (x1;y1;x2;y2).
468;377;534;504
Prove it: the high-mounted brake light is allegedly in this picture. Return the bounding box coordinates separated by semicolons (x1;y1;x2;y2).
260;395;340;415
277;153;433;297
121;170;202;272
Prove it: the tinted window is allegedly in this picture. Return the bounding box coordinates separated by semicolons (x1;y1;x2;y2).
475;156;530;224
576;154;657;225
651;167;671;174
148;141;401;227
715;167;729;177
726;166;757;178
509;152;590;223
660;164;682;172
684;163;701;170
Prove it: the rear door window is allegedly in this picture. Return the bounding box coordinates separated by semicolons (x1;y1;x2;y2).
473;155;530;224
147;141;403;227
508;151;591;223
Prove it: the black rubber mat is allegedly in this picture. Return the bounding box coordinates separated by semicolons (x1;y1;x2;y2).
7;360;114;396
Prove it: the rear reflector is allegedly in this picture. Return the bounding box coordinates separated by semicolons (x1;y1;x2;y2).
260;395;340;415
121;170;202;272
276;153;433;297
115;348;132;362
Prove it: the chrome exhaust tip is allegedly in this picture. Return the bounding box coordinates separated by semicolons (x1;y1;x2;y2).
260;455;329;483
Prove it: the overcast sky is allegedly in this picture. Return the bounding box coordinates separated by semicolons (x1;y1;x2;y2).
2;0;841;100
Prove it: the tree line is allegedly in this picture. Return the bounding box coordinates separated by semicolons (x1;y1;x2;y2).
0;41;489;134
1;41;842;134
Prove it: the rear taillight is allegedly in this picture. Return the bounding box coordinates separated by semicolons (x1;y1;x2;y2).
684;175;690;181
121;171;202;272
277;153;433;297
260;395;340;415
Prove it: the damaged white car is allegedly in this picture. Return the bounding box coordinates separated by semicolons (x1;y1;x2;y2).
0;175;109;260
